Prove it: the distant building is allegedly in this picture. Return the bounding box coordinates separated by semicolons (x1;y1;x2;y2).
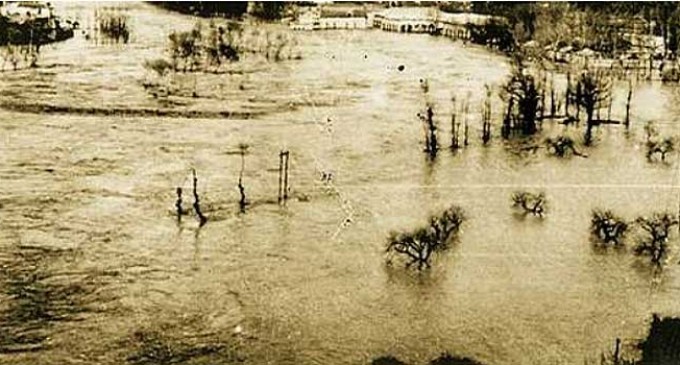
290;4;498;40
372;6;497;38
372;7;435;33
0;1;53;23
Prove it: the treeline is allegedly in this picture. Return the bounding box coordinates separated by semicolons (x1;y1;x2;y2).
466;2;680;57
0;16;73;47
152;2;287;21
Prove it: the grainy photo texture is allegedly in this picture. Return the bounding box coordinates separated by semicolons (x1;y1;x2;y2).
1;1;680;364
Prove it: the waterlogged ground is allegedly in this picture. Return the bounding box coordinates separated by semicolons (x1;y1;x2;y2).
2;2;680;365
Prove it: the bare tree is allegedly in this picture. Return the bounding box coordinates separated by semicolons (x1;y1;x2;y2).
386;206;465;269
237;143;249;212
501;61;542;136
570;69;611;145
591;210;628;246
634;213;678;266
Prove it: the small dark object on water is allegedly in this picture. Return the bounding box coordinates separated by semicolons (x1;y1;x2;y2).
372;356;407;365
429;352;486;365
397;65;405;72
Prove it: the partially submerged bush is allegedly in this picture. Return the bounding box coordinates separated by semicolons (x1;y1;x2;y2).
511;191;546;217
646;137;675;162
545;136;584;157
386;206;465;270
591;210;628;246
634;213;678;266
144;58;173;77
372;356;407;365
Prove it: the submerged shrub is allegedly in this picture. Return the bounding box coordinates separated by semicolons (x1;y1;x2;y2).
646;137;675;162
372;356;408;365
386;206;465;270
511;191;546;217
591;210;628;246
545;136;585;158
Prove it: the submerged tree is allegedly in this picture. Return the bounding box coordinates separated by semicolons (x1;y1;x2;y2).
481;85;492;144
591;210;628;246
386;206;465;270
419;79;438;158
570;69;611;145
634;213;678;266
192;169;208;227
511;191;546;217
237;143;249;213
420;104;438;158
501;58;542;136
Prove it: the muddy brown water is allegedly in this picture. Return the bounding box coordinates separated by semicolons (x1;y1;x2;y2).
2;2;680;365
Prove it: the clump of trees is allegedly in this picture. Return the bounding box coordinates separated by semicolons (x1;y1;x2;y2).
602;314;680;365
94;8;130;44
144;21;299;96
386;206;465;270
591;210;628;246
467;18;515;53
163;21;298;72
154;2;288;20
501;58;542;137
511;191;546;217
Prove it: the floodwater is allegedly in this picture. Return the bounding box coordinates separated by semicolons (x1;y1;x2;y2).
2;2;680;365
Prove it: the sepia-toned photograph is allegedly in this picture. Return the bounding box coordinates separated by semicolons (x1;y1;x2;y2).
2;1;680;364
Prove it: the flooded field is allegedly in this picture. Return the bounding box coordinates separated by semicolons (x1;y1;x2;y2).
2;2;680;365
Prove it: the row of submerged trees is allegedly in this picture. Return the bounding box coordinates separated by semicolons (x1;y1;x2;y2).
174;146;293;227
591;210;679;267
417;54;676;162
387;191;679;270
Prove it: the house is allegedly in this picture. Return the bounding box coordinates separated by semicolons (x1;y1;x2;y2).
0;1;52;23
372;7;436;33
